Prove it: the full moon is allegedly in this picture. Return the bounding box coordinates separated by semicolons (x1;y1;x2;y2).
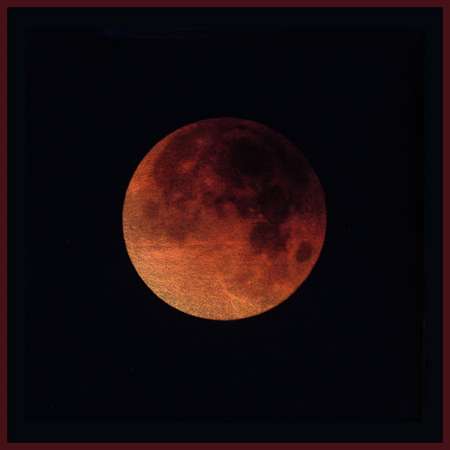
123;118;326;320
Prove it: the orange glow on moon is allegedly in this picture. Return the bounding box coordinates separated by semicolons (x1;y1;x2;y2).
122;118;326;320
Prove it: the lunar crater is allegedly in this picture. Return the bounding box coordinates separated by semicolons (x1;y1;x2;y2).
296;241;314;263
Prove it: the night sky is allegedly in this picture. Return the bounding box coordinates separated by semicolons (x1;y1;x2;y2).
8;7;442;443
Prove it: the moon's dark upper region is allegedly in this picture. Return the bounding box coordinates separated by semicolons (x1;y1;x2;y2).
123;117;326;320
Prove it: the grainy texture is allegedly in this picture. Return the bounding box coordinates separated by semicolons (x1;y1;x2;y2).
123;117;326;320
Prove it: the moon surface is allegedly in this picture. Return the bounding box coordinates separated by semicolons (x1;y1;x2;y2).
123;117;326;320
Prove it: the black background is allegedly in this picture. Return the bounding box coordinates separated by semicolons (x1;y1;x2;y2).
8;8;442;442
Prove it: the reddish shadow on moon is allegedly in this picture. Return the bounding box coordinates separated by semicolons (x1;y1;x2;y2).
123;117;326;320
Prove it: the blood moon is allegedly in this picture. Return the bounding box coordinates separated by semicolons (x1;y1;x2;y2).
122;118;326;320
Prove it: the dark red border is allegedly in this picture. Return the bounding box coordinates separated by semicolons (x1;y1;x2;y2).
1;1;448;448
